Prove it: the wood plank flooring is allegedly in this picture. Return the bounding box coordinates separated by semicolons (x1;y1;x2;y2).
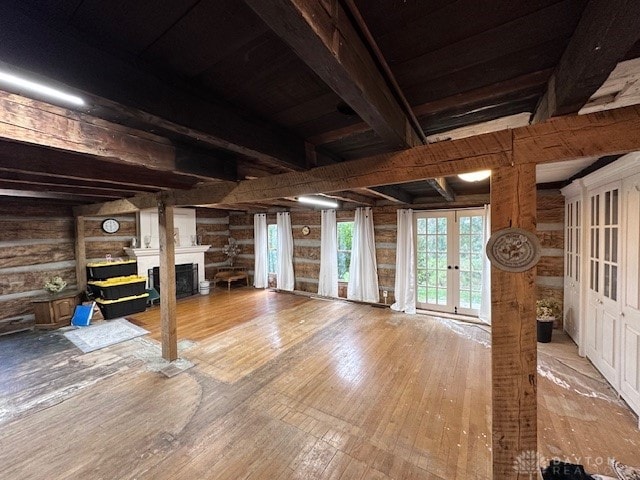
0;288;638;479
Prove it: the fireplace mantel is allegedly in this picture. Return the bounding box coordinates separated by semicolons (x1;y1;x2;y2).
125;246;211;257
124;246;211;288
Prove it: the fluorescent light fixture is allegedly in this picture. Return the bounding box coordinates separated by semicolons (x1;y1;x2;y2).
458;170;491;182
298;195;339;208
0;71;85;106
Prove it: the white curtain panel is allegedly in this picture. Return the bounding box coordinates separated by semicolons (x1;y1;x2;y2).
347;207;380;303
253;213;268;288
318;209;338;297
276;211;295;291
391;209;416;314
479;205;492;324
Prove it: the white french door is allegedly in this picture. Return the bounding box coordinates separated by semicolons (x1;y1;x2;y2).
586;182;621;387
621;173;640;415
564;197;582;342
415;209;485;315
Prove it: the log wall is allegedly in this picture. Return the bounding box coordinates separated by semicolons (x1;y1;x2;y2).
196;208;230;279
81;207;231;281
536;190;565;327
0;198;76;334
83;214;136;261
229;195;563;313
230;207;397;303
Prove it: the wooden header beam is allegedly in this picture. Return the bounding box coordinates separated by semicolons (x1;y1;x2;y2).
74;104;640;216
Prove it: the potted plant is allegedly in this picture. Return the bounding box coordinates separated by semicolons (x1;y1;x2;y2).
222;237;241;267
536;298;560;343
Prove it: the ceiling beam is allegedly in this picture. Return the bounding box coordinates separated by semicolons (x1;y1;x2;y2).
244;0;453;201
320;191;375;206
533;0;640;122
0;141;201;191
75;104;640;216
0;179;121;199
0;91;174;169
0;4;306;171
307;69;552;146
244;0;422;149
0;92;237;182
0;171;152;196
361;186;413;205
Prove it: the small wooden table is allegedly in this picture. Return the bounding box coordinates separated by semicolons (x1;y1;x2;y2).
213;268;249;291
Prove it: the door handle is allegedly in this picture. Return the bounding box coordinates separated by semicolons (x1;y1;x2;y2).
447;266;452;270
454;266;459;270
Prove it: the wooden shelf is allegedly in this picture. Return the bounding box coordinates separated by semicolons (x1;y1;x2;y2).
32;291;81;330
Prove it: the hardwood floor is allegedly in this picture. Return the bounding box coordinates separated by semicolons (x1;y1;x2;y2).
0;288;638;479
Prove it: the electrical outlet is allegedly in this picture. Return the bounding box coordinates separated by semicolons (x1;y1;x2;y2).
382;290;388;298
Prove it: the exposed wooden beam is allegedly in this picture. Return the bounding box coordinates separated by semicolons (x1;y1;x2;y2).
244;0;422;149
0;92;174;169
0;92;237;182
76;104;640;215
73;194;161;217
307;69;552;146
0;169;157;195
246;0;457;201
533;0;640;122
158;198;177;362
0;180;120;199
360;186;413;204
412;194;490;208
490;162;537;478
321;191;374;206
514;104;640;164
0;141;199;191
0;189;104;203
0;5;307;171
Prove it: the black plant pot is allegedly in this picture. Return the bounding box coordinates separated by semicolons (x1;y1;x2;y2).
537;319;554;343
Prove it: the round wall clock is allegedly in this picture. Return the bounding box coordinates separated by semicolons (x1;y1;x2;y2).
486;227;541;272
301;226;310;236
101;218;120;234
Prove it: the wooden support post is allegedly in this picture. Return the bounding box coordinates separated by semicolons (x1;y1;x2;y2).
74;216;87;292
158;199;177;361
490;163;537;479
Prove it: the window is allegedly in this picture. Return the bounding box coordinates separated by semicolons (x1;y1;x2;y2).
337;221;353;282
267;224;278;274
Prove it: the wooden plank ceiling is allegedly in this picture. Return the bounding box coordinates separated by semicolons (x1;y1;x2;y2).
0;0;639;209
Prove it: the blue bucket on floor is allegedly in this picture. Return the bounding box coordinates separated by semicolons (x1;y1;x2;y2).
71;304;94;327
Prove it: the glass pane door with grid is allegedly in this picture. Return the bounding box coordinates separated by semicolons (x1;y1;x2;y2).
415;209;485;315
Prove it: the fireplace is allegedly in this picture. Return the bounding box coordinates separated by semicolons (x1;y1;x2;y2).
149;263;199;298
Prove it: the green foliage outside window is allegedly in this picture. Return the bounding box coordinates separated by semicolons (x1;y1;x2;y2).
337;221;353;281
267;224;277;274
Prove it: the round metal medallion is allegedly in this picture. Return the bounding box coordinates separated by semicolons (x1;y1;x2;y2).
486;227;541;272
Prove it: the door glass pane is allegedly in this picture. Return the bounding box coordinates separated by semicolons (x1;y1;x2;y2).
460;216;470;234
427;218;436;234
417;218;426;235
612;189;618;224
611;266;618;301
458;214;484;311
416;215;448;307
